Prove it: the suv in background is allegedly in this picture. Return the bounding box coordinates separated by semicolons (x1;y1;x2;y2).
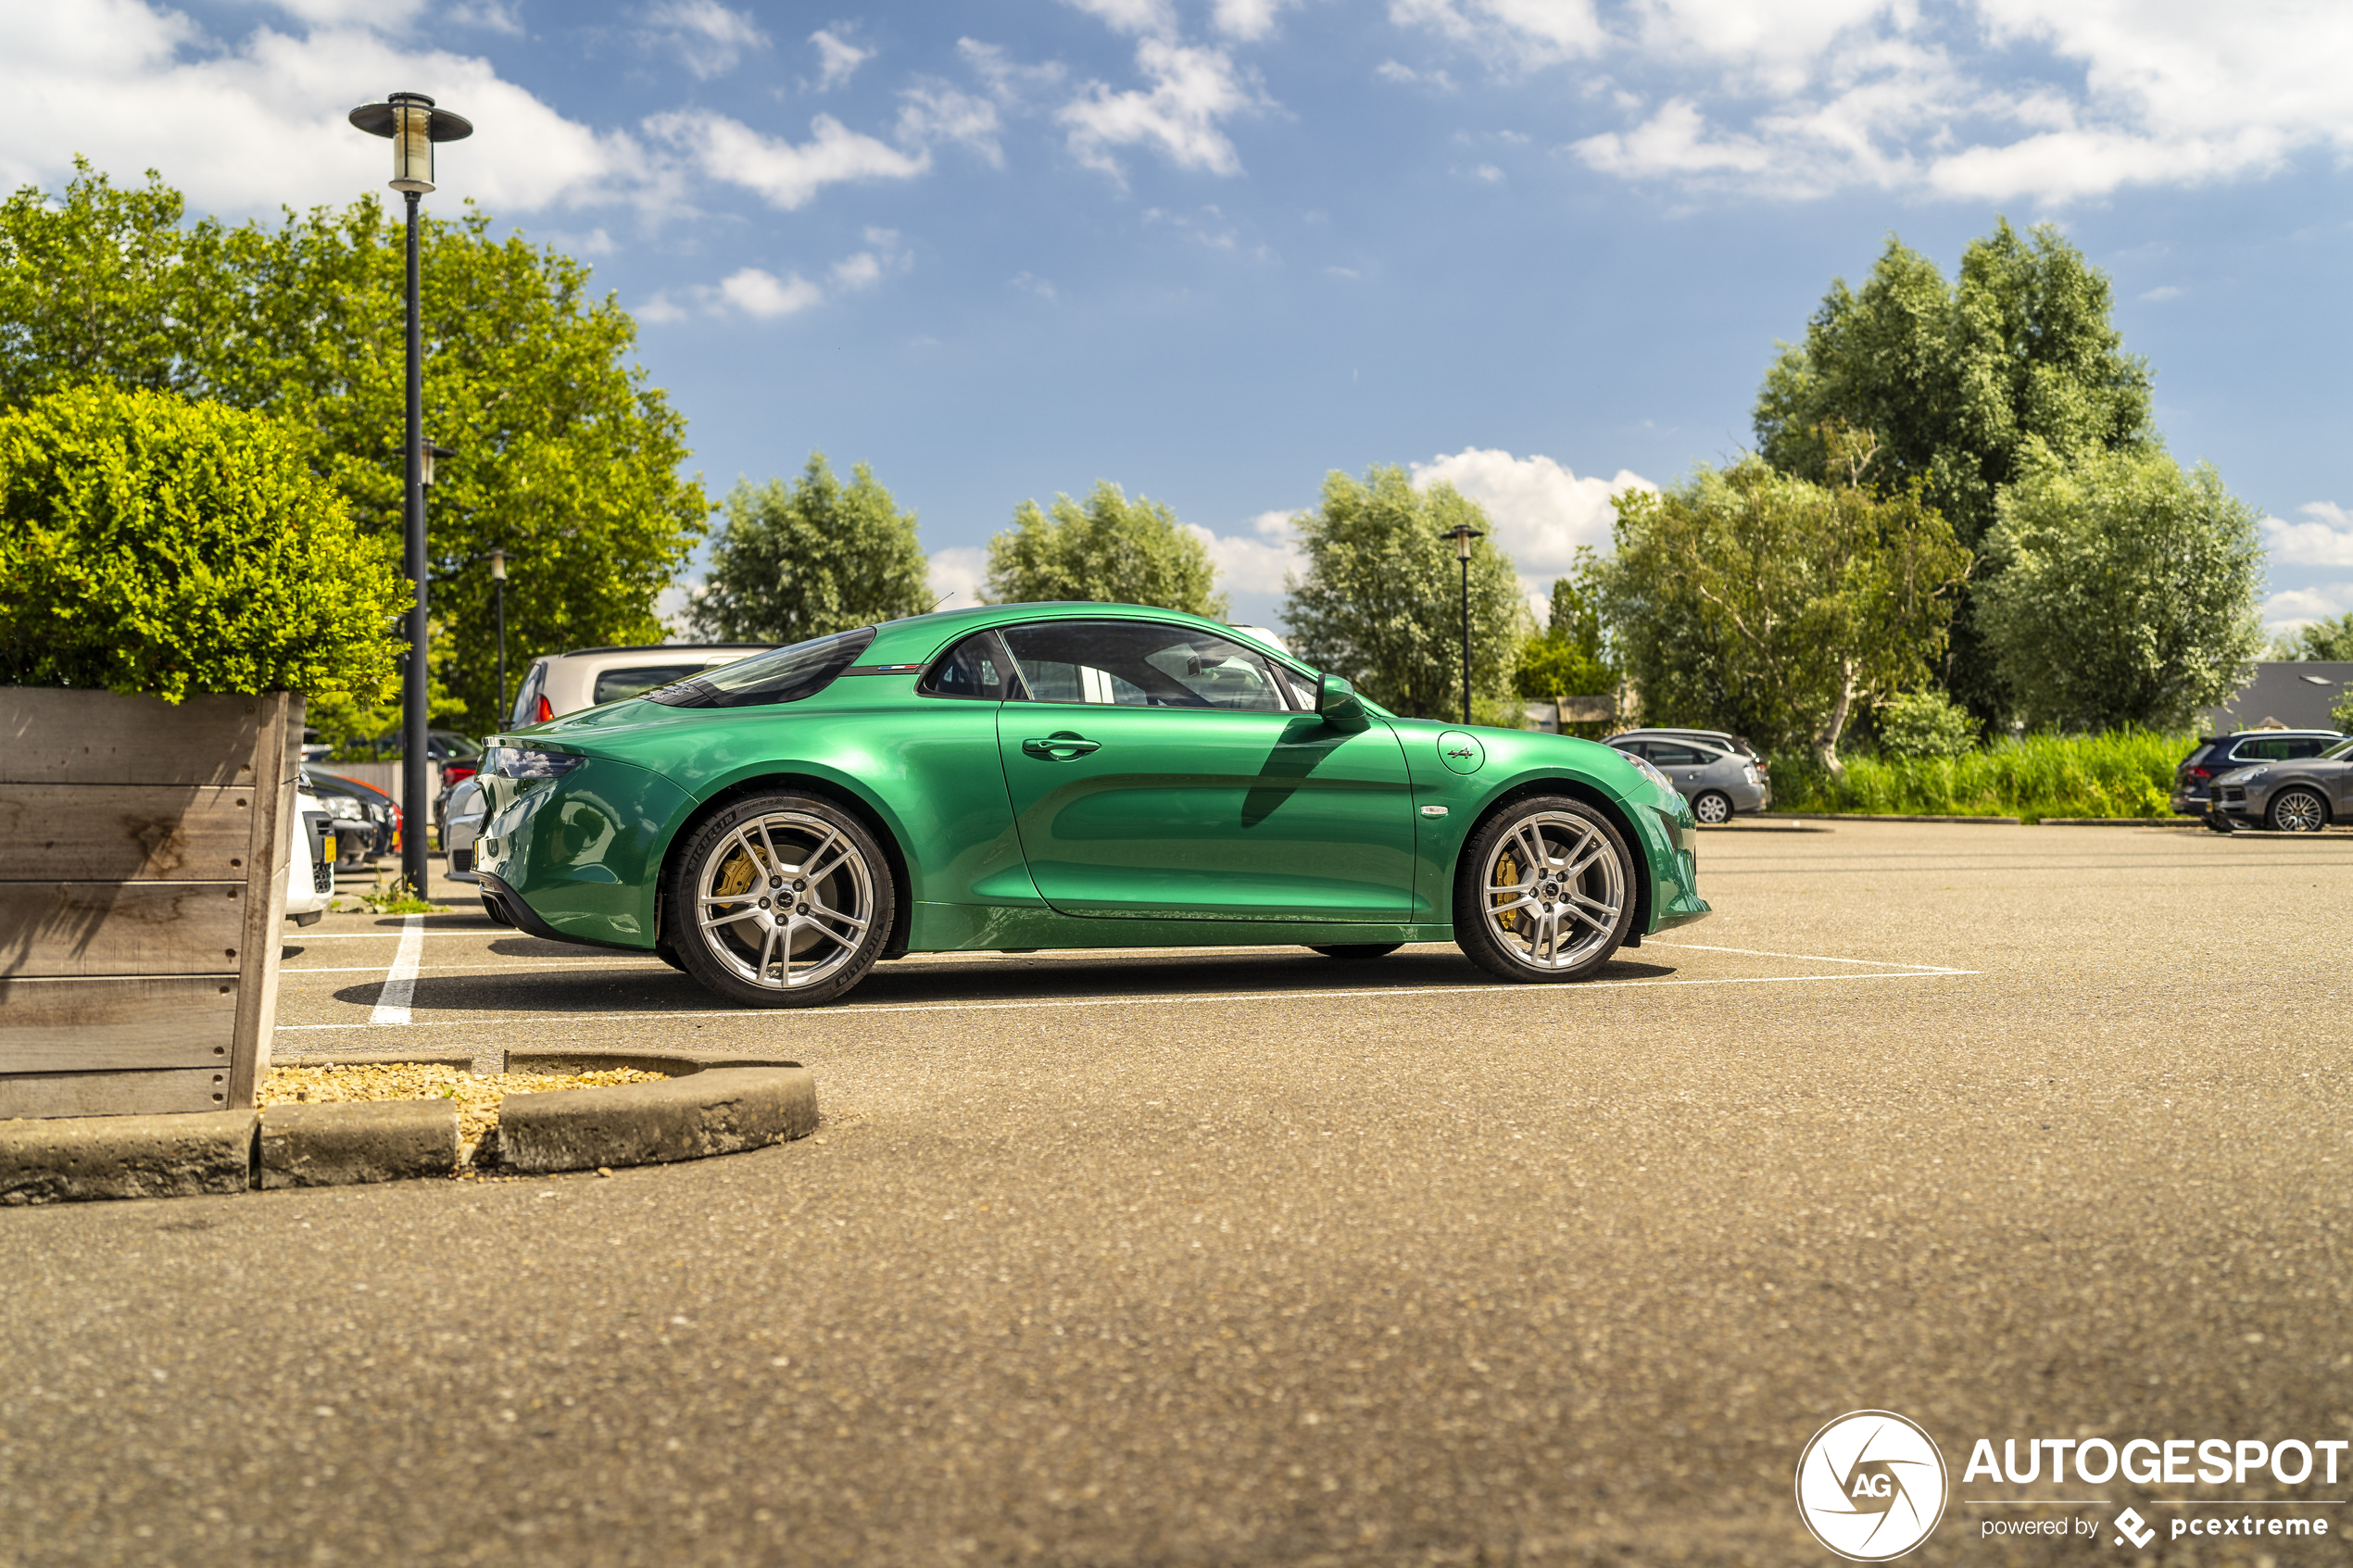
2171;730;2346;817
1604;730;1770;824
506;644;771;727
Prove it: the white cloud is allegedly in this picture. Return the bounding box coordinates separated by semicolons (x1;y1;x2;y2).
958;38;1069;106
0;0;640;217
2264;503;2353;568
647;0;767;81
1409;448;1654;586
1189;511;1306;598
1396;0;2353;205
647;109;928;209
716;268;824;318
1060;39;1263;179
1011;270;1059;301
1212;0;1303;42
809;27;872;91
927;546;988;611
1059;0;1177;36
897;83;1005;166
2263;583;2353;632
642;231;902;322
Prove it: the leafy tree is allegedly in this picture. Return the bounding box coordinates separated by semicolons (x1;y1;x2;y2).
1755;220;2155;716
2272;611;2353;661
1516;561;1614;701
1282;465;1525;721
687;455;931;644
1594;435;1971;772
0;383;403;703
983;481;1226;617
1976;446;2264;732
0;162;707;728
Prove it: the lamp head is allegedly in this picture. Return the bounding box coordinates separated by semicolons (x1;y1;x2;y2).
488;548;507;583
421;440;457;487
348;91;474;195
1444;522;1486;561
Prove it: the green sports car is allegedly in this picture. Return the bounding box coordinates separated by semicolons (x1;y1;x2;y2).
471;603;1710;1007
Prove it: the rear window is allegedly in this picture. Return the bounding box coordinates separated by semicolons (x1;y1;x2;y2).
646;628;876;709
510;661;547;727
595;663;720;705
2182;744;2213;768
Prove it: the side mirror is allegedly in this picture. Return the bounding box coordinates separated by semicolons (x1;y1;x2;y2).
1315;672;1367;730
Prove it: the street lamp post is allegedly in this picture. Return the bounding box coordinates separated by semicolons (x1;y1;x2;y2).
350;90;472;897
1441;523;1485;726
488;548;508;727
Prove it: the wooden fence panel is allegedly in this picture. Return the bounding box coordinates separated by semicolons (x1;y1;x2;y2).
0;976;239;1072
0;785;255;882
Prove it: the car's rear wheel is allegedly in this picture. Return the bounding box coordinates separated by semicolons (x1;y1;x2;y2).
2267;787;2329;834
1306;943;1403;960
1453;797;1635;983
665;794;894;1007
1692;790;1733;826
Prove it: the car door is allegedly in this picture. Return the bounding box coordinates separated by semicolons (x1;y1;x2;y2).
1643;741;1710;798
992;619;1416;921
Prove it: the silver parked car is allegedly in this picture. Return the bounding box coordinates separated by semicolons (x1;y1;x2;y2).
1604;730;1770;825
2209;734;2353;832
507;644;771;727
442;774;486;883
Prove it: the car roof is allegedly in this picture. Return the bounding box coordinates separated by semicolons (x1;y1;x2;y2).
554;643;772;659
862;603;1315;670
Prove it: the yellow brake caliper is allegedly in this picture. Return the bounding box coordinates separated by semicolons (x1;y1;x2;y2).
1492;852;1519;934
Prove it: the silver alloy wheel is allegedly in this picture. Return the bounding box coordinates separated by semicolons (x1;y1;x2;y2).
2270;788;2327;834
1479;808;1626;972
1692;790;1733;825
692;809;875;990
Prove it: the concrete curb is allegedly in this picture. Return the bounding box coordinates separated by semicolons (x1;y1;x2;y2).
2;1052;820;1202
1759;812;2024;824
259;1100;460;1189
2035;817;2203;827
493;1067;818;1175
0;1110;256;1205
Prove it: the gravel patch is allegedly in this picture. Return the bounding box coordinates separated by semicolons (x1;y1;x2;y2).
259;1063;665;1166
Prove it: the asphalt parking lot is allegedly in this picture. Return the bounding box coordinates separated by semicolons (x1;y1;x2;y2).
5;821;2350;1565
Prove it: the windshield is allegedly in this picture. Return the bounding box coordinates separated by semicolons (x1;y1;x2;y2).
646;627;875;709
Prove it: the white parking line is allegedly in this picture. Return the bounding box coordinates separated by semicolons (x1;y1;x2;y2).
1646;940;1967;973
279;962;1977;1031
367;914;425;1025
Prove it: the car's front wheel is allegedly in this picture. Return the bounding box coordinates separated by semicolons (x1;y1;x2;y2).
1691;789;1733;826
2267;787;2329;834
1453;797;1635;983
665;794;895;1007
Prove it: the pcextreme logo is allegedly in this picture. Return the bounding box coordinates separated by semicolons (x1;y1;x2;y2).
1795;1411;1951;1562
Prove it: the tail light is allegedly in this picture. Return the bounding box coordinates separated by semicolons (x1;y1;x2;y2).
444;762;479;786
2185;766;2210;782
535;695;553;723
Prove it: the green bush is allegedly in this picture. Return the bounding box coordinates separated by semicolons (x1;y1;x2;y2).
0;383;404;703
1875;689;1981;759
1772;729;2190;822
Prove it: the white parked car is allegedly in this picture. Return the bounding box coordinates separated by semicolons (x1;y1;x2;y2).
285;773;335;926
505;644;770;726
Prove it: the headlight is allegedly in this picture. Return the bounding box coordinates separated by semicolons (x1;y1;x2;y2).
484;745;588;779
2235;768;2269;784
1617;749;1675;795
324;796;367;821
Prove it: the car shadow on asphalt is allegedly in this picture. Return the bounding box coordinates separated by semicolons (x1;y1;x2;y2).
330;947;1680;1016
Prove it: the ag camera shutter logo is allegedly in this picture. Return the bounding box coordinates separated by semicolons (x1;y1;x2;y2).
1795;1410;1949;1561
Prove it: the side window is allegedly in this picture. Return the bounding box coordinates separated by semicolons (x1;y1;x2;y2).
920;631;1026;701
1000;621;1287;711
2234;737;2320;761
1649;744;1704;766
1616;741;1653;760
2282;738;2326;759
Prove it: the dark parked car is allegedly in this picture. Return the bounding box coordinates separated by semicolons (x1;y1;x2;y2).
308;772;398;867
2171;730;2345;817
2208;734;2353;833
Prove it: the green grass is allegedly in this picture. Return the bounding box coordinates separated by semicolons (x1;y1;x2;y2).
1770;729;2192;822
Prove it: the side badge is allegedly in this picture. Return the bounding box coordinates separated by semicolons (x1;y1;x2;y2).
1435;731;1485;775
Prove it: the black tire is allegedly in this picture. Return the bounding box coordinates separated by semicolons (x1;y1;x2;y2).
1306;943;1403;960
1453;796;1636;984
1691;790;1734;826
654;940;688;972
2267;787;2329;834
663;793;895;1008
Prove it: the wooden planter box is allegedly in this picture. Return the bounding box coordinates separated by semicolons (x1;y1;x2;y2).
1;689;302;1118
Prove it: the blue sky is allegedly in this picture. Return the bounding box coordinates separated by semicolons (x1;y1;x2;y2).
8;0;2352;635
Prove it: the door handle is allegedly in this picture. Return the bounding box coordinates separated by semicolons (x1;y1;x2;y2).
1022;734;1101;759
